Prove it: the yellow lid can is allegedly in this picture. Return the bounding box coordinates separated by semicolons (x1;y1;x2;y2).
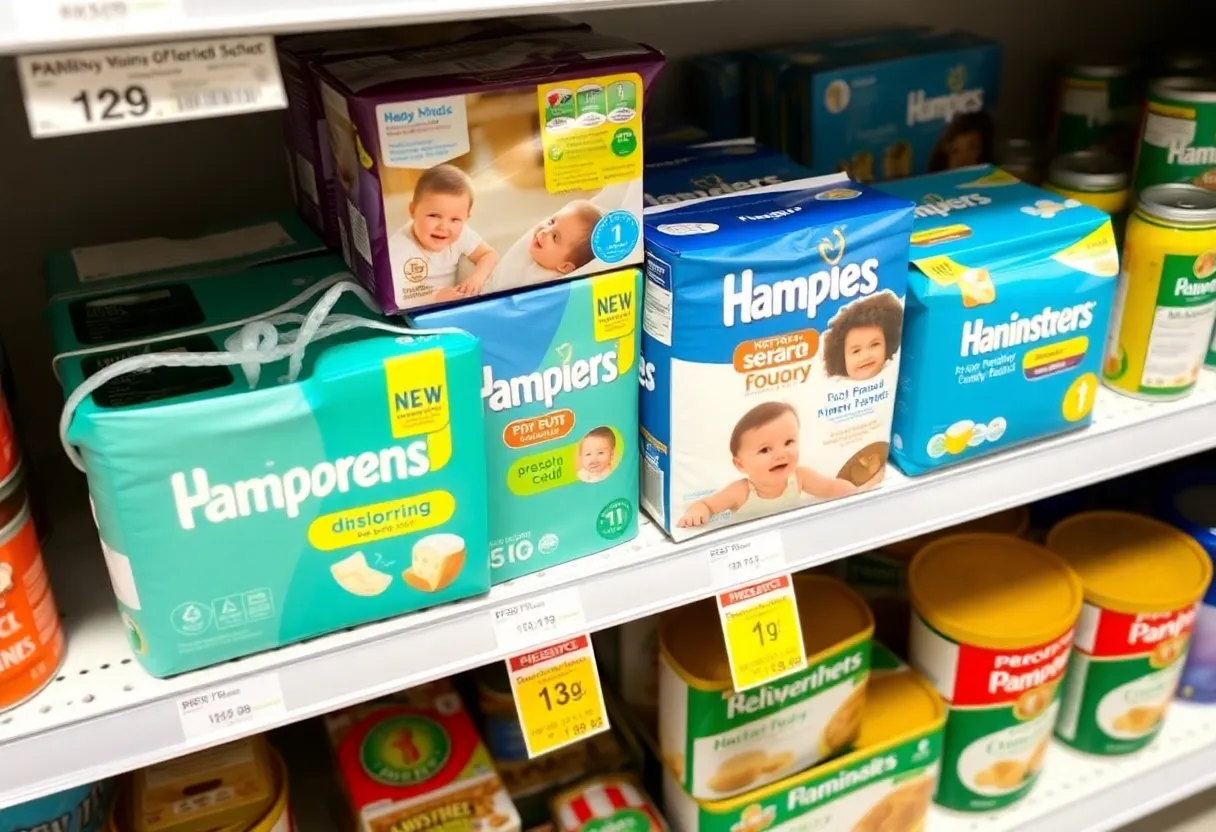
883;506;1030;561
909;532;1083;649
1046;511;1213;613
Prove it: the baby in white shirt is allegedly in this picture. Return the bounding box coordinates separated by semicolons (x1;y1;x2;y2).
480;199;604;295
387;164;499;307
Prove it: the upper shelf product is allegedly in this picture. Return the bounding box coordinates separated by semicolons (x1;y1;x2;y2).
640;174;913;540
875;165;1119;475
642;140;814;207
313;30;664;314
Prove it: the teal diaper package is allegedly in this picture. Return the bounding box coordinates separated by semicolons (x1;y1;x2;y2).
44;213;324;301
51;257;490;677
414;268;640;583
876;165;1119;476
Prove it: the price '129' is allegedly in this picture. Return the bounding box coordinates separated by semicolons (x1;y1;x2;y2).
71;85;150;122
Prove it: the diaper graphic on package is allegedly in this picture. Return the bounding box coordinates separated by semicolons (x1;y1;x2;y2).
875;165;1119;476
640;175;914;541
414;268;640;583
644;141;814;207
50;257;489;676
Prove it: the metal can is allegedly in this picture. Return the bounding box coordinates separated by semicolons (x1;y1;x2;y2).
0;486;64;711
1052;59;1141;158
1102;184;1216;399
1133;76;1216;194
1048;512;1212;755
998;138;1046;185
1158;472;1216;703
475;661;529;763
0;387;17;490
1155;49;1214;79
1045;150;1130;216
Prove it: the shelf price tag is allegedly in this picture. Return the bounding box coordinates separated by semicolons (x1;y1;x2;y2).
708;530;786;588
506;634;610;758
17;35;286;138
492;587;586;652
176;672;287;741
14;0;186;41
717;574;807;691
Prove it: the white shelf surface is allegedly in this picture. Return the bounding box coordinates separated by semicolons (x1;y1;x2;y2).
0;0;708;54
1;375;1215;810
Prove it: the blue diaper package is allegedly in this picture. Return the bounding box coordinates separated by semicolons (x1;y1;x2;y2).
3;782;113;832
415;268;640;583
641;175;914;541
876;165;1119;476
43;213;324;301
783;31;1002;182
51;257;490;676
644;140;814;207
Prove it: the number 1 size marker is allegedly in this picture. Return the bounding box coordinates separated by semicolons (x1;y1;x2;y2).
716;573;808;691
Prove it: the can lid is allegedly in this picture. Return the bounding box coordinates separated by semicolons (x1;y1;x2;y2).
659;575;873;690
909;533;1083;649
1150;75;1216;102
883;506;1029;560
1049;150;1129;191
1067;59;1136;78
1047;511;1213;613
1138;184;1216;224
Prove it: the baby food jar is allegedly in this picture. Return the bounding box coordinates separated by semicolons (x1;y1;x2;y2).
909;533;1082;812
1048;511;1212;755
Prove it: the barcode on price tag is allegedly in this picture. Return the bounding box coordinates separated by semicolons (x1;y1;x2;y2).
17;36;286;138
176;672;287;741
492;587;586;652
708;530;786;588
716;574;807;691
506;634;610;758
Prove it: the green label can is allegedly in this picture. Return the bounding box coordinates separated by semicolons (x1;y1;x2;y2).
1055;602;1197;754
1133;77;1216;194
1052;62;1140;157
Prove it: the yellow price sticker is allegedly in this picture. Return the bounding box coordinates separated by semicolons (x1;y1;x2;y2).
717;575;808;691
507;634;611;758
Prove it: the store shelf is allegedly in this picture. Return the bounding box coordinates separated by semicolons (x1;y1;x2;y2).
0;0;708;55
2;375;1216;810
930;702;1216;832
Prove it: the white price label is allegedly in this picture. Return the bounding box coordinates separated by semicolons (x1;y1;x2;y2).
708;530;786;588
492;587;586;652
176;673;287;741
18;36;286;138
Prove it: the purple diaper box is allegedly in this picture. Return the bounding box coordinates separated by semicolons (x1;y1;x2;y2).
278;16;587;248
313;30;664;314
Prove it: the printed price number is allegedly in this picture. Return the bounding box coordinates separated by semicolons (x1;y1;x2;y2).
207;703;253;725
70;85;150;123
707;530;786;589
491;587;585;652
516;614;558;637
717;574;807;691
176;673;286;741
507;634;610;758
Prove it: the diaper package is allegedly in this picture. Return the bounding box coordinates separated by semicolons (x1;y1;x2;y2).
415;268;640;583
641;175;914;541
43;213;324;301
278;17;585;247
779;31;1001;182
314;31;663;314
643;140;814;207
876;165;1119;476
50;257;490;676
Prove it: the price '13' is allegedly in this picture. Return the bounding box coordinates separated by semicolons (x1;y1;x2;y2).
71;85;150;122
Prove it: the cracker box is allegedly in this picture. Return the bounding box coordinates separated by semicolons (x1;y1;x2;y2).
43;214;323;302
640;175;913;541
278;17;586;247
875;165;1118;476
644;141;814;208
782;31;1001;182
314;31;663;314
51;257;490;676
333;682;522;832
414;268;640;584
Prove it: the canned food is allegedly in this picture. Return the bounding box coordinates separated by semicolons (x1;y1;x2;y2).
0;493;64;711
5;780;113;832
1103;184;1216;399
658;575;873;801
908;534;1082;812
1046;150;1131;216
552;775;666;832
0;386;17;489
1052;59;1141;158
1156;49;1213;79
1134;76;1216;193
476;662;529;763
998;138;1046;185
1159;473;1216;703
1048;512;1212;755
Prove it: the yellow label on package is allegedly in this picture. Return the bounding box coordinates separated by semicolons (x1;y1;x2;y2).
508;634;611;757
385;349;450;439
537;73;643;194
717;574;808;691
